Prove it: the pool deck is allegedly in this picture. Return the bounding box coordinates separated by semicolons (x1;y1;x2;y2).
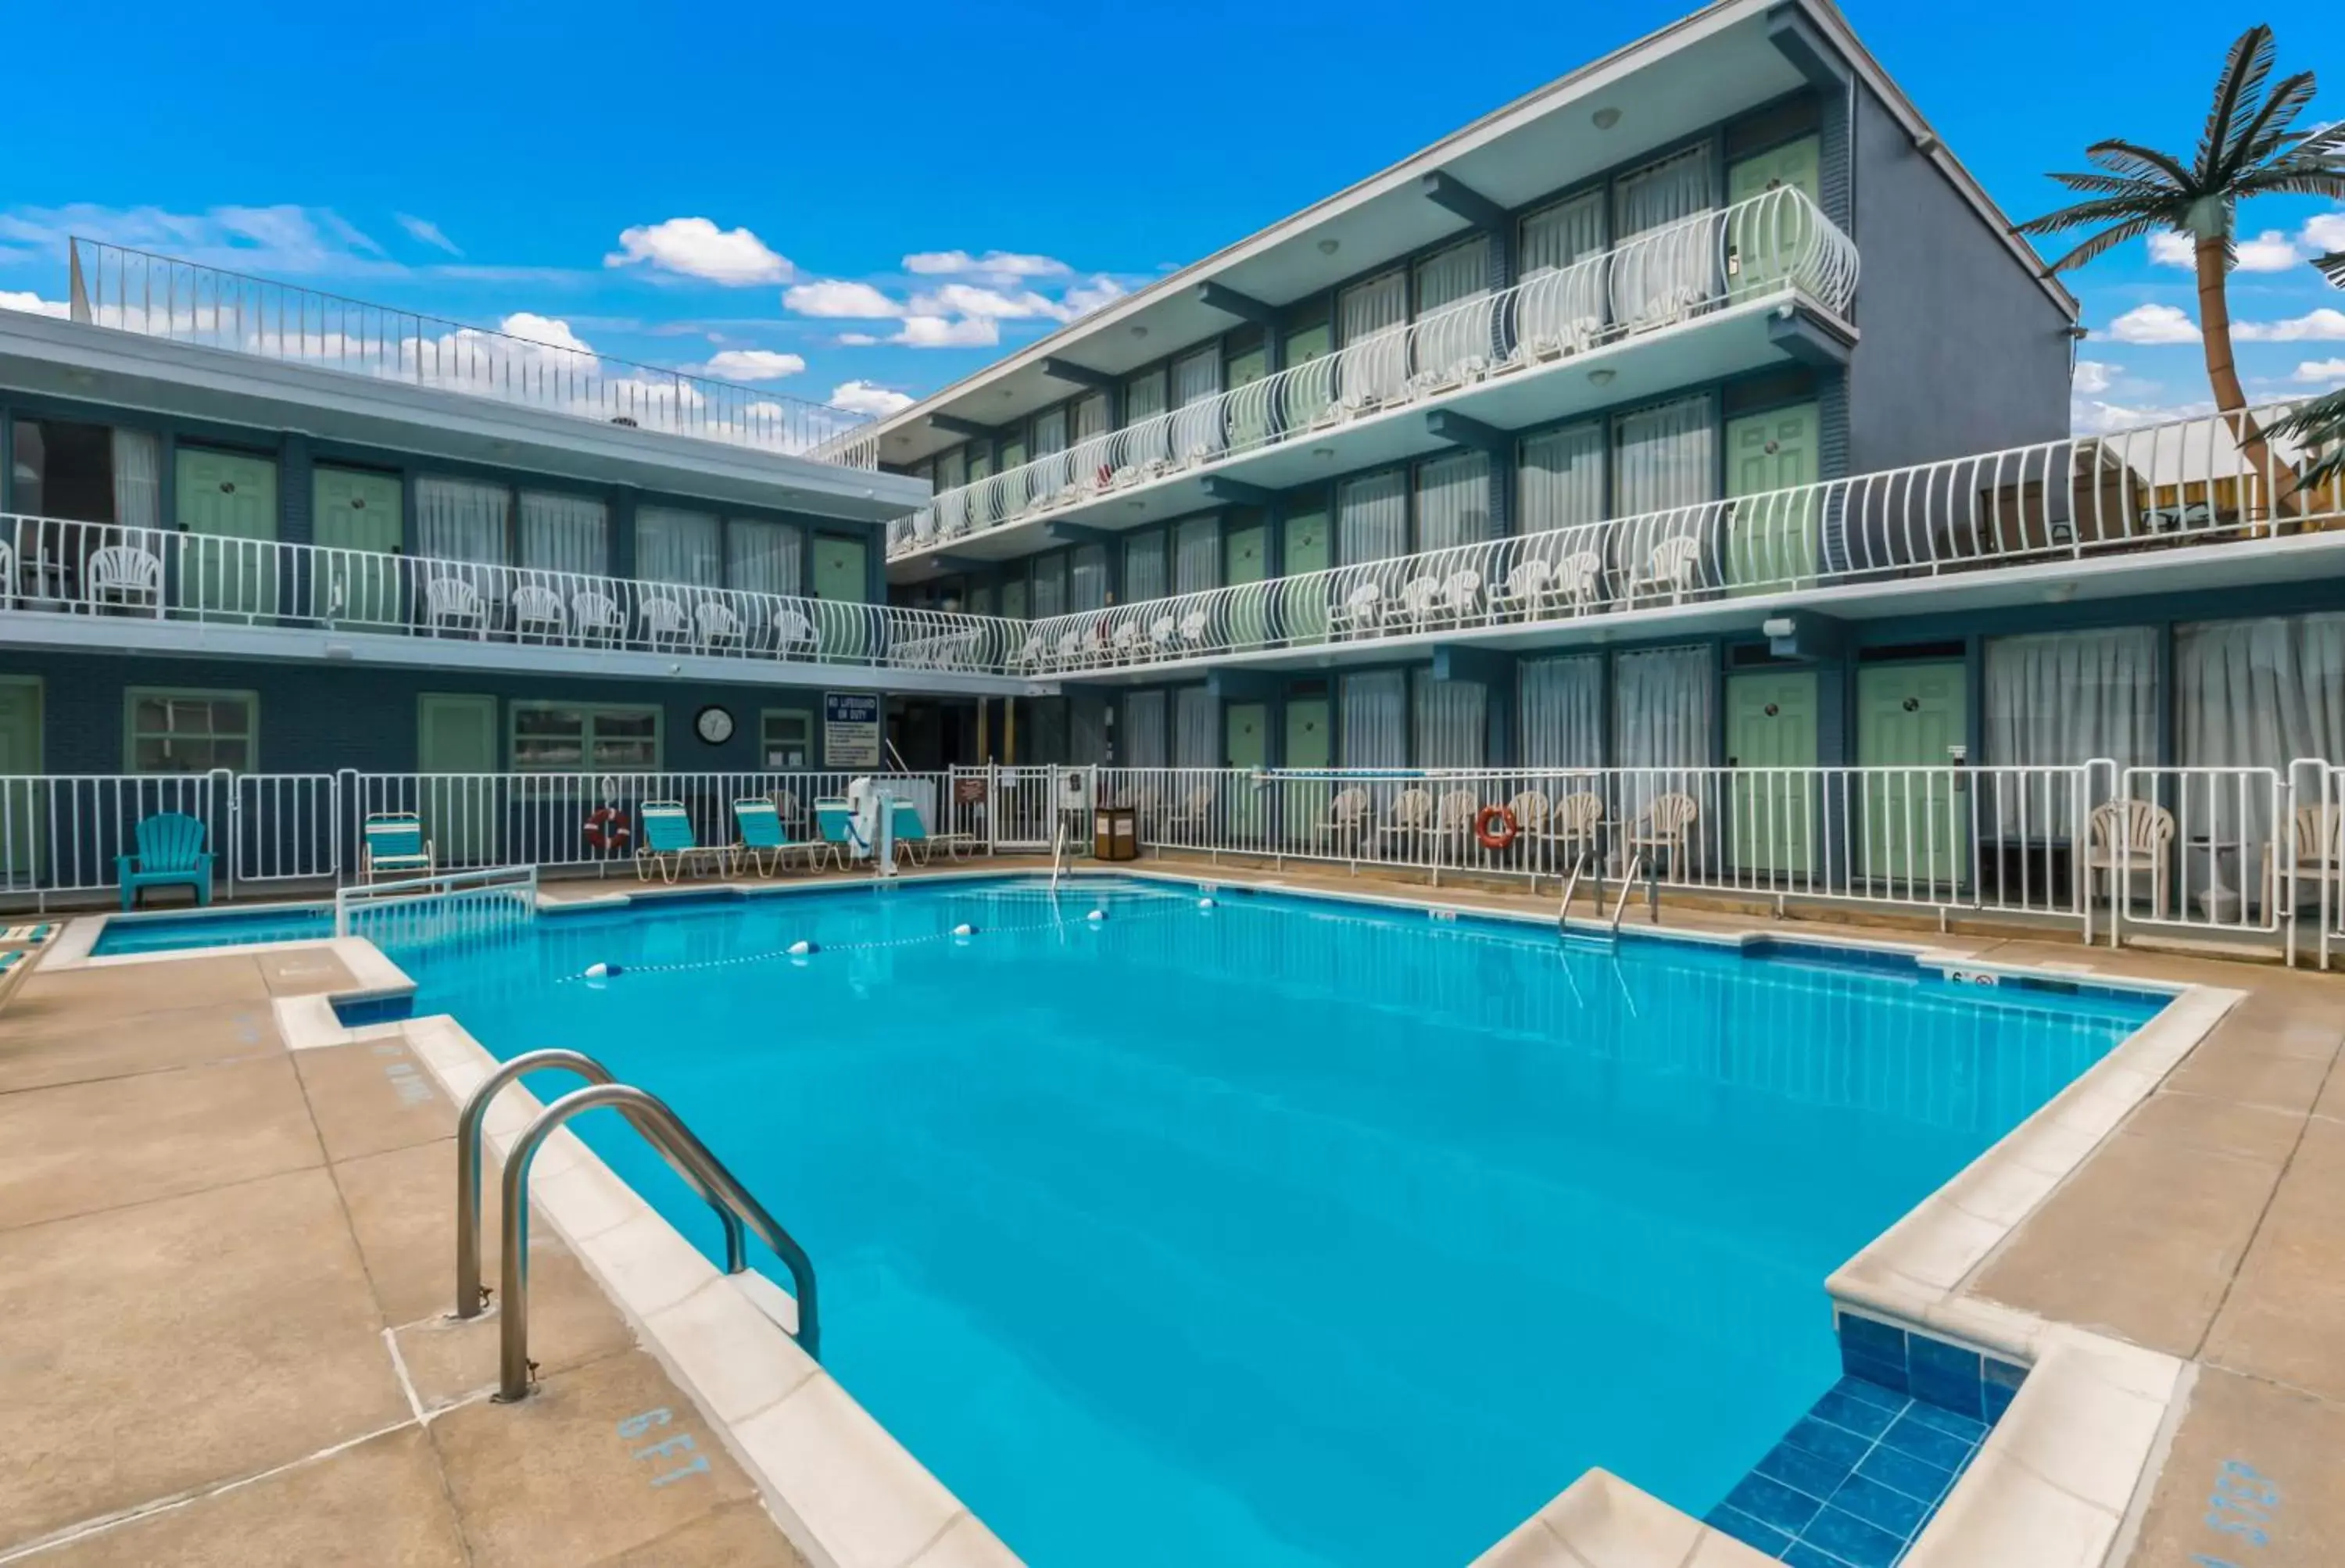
5;854;2341;1566
0;947;810;1566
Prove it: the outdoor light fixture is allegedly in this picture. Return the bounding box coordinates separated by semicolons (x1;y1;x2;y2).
1318;238;1340;256
1592;107;1621;130
1588;367;1616;386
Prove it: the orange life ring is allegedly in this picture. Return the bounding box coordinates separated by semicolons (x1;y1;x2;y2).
584;807;632;852
1474;804;1519;850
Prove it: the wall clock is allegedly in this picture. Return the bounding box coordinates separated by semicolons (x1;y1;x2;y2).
695;705;736;745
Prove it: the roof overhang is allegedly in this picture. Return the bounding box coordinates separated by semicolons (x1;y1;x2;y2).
868;0;2071;471
0;313;929;525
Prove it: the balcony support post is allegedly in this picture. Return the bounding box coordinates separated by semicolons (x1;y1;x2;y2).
1424;409;1511;456
1768;310;1856;368
1765;4;1847;88
1195;282;1279;329
927;413;996;441
1040;357;1118;392
1199;475;1277;509
1420;172;1507;234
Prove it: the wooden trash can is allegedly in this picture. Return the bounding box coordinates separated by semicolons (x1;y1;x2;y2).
1094;807;1138;862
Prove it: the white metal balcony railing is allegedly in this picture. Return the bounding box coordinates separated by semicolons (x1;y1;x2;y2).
0;513;1026;674
64;238;881;469
1009;404;2345;675
889;187;1861;557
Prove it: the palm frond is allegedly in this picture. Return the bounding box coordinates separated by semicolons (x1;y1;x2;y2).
2015;192;2183;235
2225;73;2319;177
2271;388;2345;488
2231;171;2345;202
2039;213;2166;274
2084;138;2196;189
2196;25;2278;182
2042;171;2171;199
2315;252;2345;288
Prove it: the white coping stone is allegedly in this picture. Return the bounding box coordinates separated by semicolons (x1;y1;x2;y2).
1465;1470;1768;1568
732;1374;969;1568
644;1274;819;1426
902;1513;1024;1568
1902;1452;2121;1568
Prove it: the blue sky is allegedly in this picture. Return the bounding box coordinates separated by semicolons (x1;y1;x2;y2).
2;0;2338;431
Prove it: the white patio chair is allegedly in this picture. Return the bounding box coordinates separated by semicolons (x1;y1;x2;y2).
1489;557;1552;621
773;607;818;657
1384;575;1444;632
1441;569;1483;625
1379;788;1436;860
1630;537;1704;606
1110;621;1142;665
510;584;566;641
424;575;487;636
639;596;690;646
91;542;164;614
2263;804;2345;915
696;600;743;650
2085;798;2175;920
0;537;14;609
1431;788;1480;861
1312;787;1374;853
1624;792;1699;875
1054;630;1087;670
1330;582;1381;638
1556;550;1607;613
1178;610;1210;653
571;590;625;644
1148;615;1179;658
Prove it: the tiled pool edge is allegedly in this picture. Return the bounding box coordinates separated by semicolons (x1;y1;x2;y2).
287;993;1025;1568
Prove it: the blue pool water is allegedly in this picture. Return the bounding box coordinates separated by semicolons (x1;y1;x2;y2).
95;905;335;954
259;879;2163;1564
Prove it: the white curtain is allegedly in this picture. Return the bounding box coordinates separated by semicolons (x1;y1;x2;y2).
726;518;804;597
1341;671;1407;768
1519;655;1606;767
1613;144;1717;325
1520;191;1606;274
1175;686;1219;767
2176;613;2345;860
1616;396;1717;517
1124;691;1168;768
1412;670;1487;768
1338;470;1410;564
1414;237;1490;313
517;492;607;577
1415;451;1491;550
1070;544;1108;612
1072;392;1110;442
415;476;510;563
1614;645;1715;767
110;428;161;533
1031;556;1068;620
1985;629;2157;770
1519;422;1606;537
1412;237;1491;379
1033;407;1068;456
1123;371;1171;469
1170;347;1223;460
935;448;966;491
1125;533;1169;604
1338;270;1408;406
1174;517;1218;596
635;507;721;586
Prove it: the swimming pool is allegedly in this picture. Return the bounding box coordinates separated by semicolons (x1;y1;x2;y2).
328;874;2160;1567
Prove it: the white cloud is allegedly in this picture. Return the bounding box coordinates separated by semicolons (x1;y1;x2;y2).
0;290;69;320
2146;231;2196;268
2301;213;2345;255
890;314;998;348
836;331;879;346
908;282;1064;321
396;213;462;256
2295;358;2345;384
2236;309;2345;342
782;279;901;318
1059;274;1127;319
494;312;595;355
2071;396;2212;436
0;202;391;277
2107;303;2201;344
696;348;806;381
829;379;915;416
605;217;792;285
903;249;1071;281
2073;359;2116;395
2149;227;2310;273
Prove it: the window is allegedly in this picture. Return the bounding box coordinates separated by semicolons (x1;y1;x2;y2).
760;708;813;769
510;703;661;772
1520;422;1606;535
11;419;161;531
1614;396;1717;516
416;476;510;563
127;689;255;774
635;507;720;586
518;491;607;576
1520;190;1607;276
727;518;804;597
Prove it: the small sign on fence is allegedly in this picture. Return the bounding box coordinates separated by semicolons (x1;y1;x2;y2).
823;693;882;769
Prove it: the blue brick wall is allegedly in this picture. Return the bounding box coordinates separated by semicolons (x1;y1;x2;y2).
0;650;886;774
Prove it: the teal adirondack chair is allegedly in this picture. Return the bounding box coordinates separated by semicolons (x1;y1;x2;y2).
118;812;214;910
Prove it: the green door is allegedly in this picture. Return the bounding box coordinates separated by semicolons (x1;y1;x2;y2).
1725;403;1819;592
175;448;279;618
1858;662;1969;890
1280;507;1330;645
1727;134;1822;299
0;678;41;885
417;693;499;865
1226;702;1269;843
1283;324;1334;428
1725;671;1819;878
1226;516;1271;652
312;467;403;628
812;533;870;660
1282;693;1331;849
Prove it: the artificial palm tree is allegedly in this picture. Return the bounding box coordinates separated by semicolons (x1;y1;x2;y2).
2015;23;2344;498
2272;252;2345;489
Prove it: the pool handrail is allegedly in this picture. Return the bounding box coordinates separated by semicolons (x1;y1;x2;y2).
495;1080;820;1399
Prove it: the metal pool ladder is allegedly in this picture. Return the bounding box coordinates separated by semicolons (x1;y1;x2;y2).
453;1049;820;1402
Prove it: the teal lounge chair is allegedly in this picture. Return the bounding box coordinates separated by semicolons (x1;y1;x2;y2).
886;800;976;865
812;798;858;871
0;946;31;1003
362;812;435;882
118;811;213;910
731;797;811;877
635;801;721;884
0;922;56;947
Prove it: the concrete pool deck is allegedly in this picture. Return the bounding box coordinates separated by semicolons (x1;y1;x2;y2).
0;947;810;1566
3;856;2340;1565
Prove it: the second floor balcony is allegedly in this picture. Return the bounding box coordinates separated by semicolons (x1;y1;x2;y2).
888;188;1858;562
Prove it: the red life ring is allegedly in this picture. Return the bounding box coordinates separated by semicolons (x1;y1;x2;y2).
584;807;632;853
1474;804;1519;850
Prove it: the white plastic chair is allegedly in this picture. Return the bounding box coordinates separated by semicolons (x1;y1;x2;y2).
639;597;689;646
424;575;486;635
1178;610;1209;653
696;600;743;650
1384;575;1443;631
1054;630;1087;670
2085;798;2175;920
1148;615;1179;658
1110;621;1142;665
510;584;566;641
2264;804;2345;915
1312;787;1374;852
572;590;625;644
1624;791;1699;879
1489;557;1551;620
773;607;818;657
1556;550;1607;613
91;542;164;614
0;537;14;609
1441;569;1482;625
1379;788;1436;858
1631;537;1704;605
1330;582;1381;638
